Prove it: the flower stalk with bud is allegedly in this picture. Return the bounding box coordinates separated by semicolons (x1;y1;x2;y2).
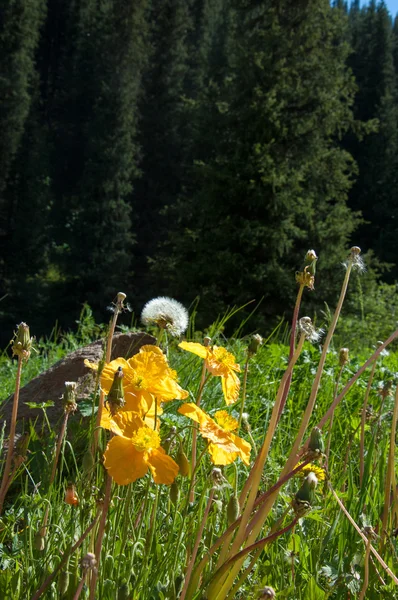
0;323;33;514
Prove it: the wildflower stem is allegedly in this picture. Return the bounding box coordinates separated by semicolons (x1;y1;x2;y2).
325;364;344;466
72;571;88;600
92;294;124;454
277;283;304;421
180;488;215;600
0;355;23;514
359;359;377;486
89;473;113;599
190;340;210;503
358;538;371;600
42;411;71;533
380;383;398;548
211;258;355;600
31;510;101;600
238;355;250;430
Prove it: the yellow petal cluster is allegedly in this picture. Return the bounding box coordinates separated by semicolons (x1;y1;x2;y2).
178;403;250;466
178;341;240;405
96;345;188;419
103;411;179;485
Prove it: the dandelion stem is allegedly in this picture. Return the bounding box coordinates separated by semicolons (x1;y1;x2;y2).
380;383;398;548
92;294;124;455
359;359;377;486
277;283;304;421
0;355;23;514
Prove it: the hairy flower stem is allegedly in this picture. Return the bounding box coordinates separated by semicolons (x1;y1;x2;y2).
359;360;377;486
211;260;355;600
190;338;210;503
89;474;112;600
277;283;304;421
0;356;23;514
213;334;306;580
180;488;215;600
238;356;250;430
72;571;88;600
31;511;101;600
92;294;125;455
325;364;344;466
358;538;371;600
380;384;398;549
186;460;314;598
42;411;70;533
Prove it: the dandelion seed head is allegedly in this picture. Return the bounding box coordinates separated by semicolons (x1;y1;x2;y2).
298;317;324;343
141;296;189;336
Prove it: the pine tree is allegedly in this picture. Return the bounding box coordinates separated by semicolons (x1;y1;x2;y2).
49;0;150;315
153;0;359;327
0;0;46;321
346;1;398;276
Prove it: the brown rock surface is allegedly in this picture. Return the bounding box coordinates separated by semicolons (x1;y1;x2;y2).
1;332;156;427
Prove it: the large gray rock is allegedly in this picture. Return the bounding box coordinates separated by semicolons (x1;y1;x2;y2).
1;332;156;427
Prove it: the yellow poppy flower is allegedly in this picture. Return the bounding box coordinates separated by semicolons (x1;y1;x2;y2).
178;341;240;405
94;345;188;416
103;412;179;485
178;403;251;466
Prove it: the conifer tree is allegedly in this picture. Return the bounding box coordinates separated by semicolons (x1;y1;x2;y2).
153;0;359;326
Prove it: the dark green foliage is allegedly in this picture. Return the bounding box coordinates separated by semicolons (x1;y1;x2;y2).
152;0;359;326
346;1;398;278
1;0;398;341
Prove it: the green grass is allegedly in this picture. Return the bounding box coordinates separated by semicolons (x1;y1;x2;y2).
0;301;398;599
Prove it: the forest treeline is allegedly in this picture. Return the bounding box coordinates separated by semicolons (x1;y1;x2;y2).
1;0;398;343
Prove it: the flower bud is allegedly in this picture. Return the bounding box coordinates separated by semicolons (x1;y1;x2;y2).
170;481;179;506
12;322;33;361
62;381;77;414
248;334;263;357
176;445;190;477
308;427;325;454
293;472;318;515
106;367;125;415
339;348;349;367
118;583;130;600
295;250;318;290
33;530;46;551
65;483;79;506
258;587;276;599
227;493;240;524
81;552;97;572
58;568;70;595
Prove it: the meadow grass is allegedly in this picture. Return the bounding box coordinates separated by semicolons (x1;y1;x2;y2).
0;250;398;599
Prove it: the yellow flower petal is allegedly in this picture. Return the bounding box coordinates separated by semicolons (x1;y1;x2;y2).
101;408;144;437
227;431;251;466
146;448;179;484
221;370;240;405
104;436;148;485
208;443;239;466
214;410;238;432
101;358;131;394
178;341;209;359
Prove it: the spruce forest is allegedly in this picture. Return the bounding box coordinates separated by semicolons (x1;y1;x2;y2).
1;0;398;340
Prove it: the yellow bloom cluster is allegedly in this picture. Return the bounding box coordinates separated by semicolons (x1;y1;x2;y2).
91;343;251;485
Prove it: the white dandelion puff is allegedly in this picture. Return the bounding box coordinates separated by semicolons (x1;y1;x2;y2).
298;316;324;344
141;296;189;337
